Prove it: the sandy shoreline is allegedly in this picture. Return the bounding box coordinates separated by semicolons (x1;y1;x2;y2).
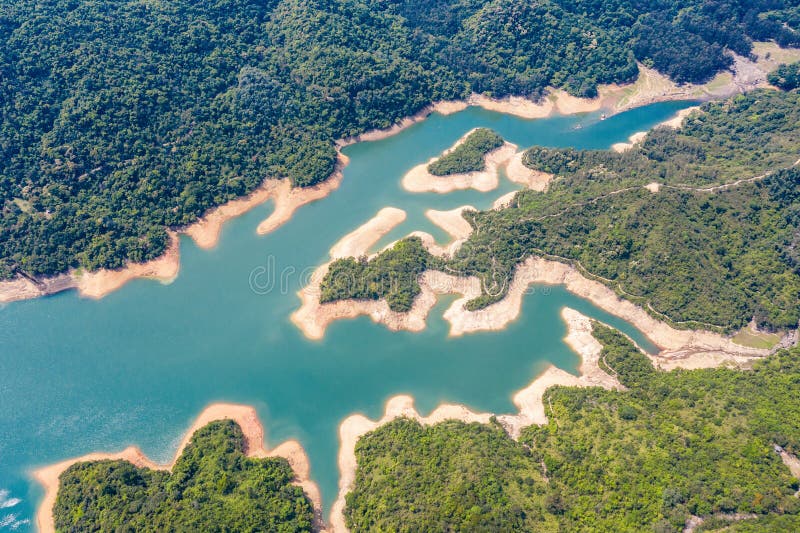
3;41;793;306
504;151;553;191
441;256;771;365
329;308;620;532
295;200;773;366
401;128;518;193
0;232;181;304
329;299;792;531
612;105;701;153
33;403;325;533
292;205;486;340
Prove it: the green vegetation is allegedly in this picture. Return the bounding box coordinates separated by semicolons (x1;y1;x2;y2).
732;329;783;350
54;420;314;532
345;419;556;531
346;326;800;532
321;90;800;331
769;61;800;90
320;237;442;312
427;128;504;176
2;0;798;280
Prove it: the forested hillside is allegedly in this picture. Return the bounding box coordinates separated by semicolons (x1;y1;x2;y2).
321;90;800;331
1;0;798;279
54;420;314;532
345;327;800;532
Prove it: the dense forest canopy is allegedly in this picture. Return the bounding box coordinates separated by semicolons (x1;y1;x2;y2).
345;327;800;532
427;128;504;176
1;0;798;279
54;420;315;532
321;90;800;331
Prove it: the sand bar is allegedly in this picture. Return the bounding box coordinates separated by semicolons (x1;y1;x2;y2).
33;403;325;533
401;129;518;193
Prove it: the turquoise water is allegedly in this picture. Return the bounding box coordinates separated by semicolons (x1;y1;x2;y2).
0;101;694;531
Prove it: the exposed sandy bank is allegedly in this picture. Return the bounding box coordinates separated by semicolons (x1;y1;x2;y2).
33;403;324;533
184;154;348;249
612;106;701;152
0;233;180;304
605;42;793;113
1;159;345;305
0;273;77;305
257;157;347;236
329;308;618;532
425;206;474;241
293;198;772;369
328;207;407;260
401;129;518;193
292;205;485;340
492;191;519;209
441;256;770;367
292;207;412;340
504;151;553;191
406;206;475;258
6;40;793;306
76;232;181;299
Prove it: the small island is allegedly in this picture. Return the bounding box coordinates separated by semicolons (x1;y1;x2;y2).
317;90;800;336
401;128;518;193
427;128;504;176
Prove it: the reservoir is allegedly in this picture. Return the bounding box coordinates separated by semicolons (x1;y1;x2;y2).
0;100;693;530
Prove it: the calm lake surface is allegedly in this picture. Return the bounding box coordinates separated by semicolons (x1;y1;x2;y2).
0;101;693;530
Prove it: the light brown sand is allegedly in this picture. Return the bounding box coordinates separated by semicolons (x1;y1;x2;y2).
76;232;180;299
504;151;553;191
402;129;518;193
441;256;770;367
425;207;474;240
6;40;794;306
257;155;348;236
33;403;324;533
328;207;406;259
0;274;76;304
492;191;519;209
291;208;411;340
292;205;485;340
329;308;617;532
612;106;700;152
0;234;180;304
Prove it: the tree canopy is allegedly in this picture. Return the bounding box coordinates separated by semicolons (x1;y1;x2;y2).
345;327;800;532
2;0;798;279
321;90;800;331
54;420;315;532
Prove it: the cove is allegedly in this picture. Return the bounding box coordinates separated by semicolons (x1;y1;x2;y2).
0;100;693;530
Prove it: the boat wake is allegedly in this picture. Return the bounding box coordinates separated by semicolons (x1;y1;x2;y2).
0;490;28;530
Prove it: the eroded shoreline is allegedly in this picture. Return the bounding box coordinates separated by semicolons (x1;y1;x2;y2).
401;128;518;193
292;201;774;367
3;41;793;306
329;308;624;532
33;403;325;533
